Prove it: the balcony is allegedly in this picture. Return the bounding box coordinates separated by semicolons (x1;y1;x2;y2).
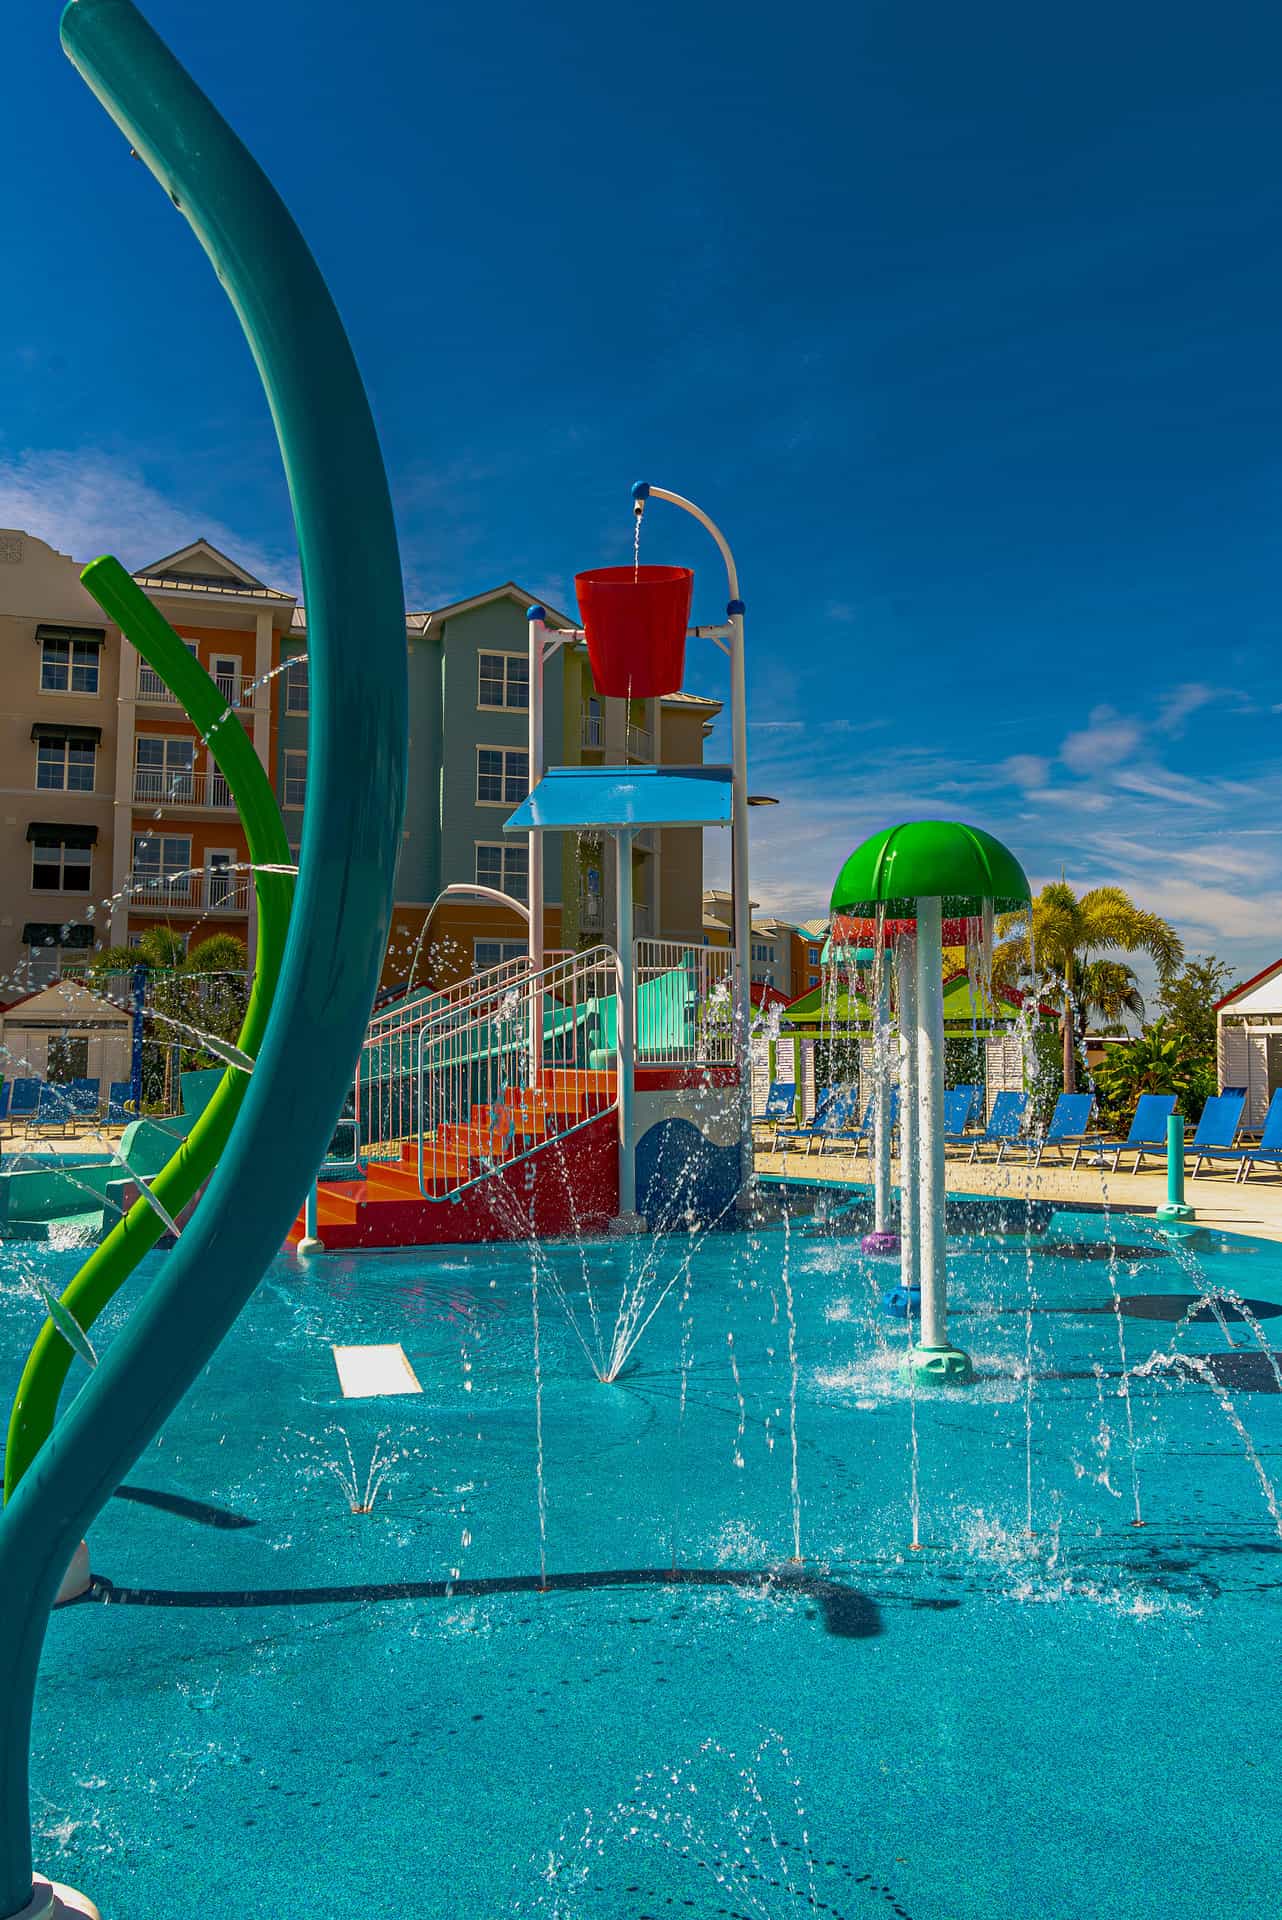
127;873;253;915
137;663;248;707
577;715;653;761
132;768;235;810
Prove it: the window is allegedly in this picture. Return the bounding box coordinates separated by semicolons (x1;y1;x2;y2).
23;921;93;985
132;833;192;897
476;747;529;805
808;945;820;966
283;750;307;809
752;941;772;965
474;939;526;971
31;839;91;893
477;652;529;711
808;973;820;989
46;1035;89;1083
211;655;241;706
285;656;309;714
39;629;101;695
35;735;96;792
475;841;529;903
134;735;194;802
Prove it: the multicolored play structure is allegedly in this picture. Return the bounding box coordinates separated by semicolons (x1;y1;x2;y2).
293;500;754;1251
828;821;1032;1384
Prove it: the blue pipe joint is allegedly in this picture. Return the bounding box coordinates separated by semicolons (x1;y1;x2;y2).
883;1284;922;1320
526;605;547;623
727;598;746;616
631;481;651;502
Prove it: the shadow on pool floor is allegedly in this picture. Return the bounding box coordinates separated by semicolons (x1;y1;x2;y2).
82;1564;892;1638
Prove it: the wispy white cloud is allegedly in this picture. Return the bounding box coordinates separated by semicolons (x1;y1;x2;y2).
0;446;299;591
1060;704;1143;774
1156;681;1218;736
1002;753;1051;789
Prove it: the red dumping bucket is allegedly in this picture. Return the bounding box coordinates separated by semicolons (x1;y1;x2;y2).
575;565;692;699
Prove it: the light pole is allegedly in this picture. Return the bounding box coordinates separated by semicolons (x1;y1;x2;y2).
631;483;753;1191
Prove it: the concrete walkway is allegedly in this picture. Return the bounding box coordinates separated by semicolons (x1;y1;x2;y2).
754;1143;1282;1245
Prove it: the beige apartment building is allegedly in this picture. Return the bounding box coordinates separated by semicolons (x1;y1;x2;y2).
0;531;121;989
2;529;723;1004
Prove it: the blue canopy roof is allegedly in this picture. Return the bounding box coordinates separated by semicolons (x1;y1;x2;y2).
505;764;734;833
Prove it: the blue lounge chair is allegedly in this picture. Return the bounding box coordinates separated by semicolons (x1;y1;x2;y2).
942;1086;981;1144
836;1087;900;1157
67;1077;101;1121
107;1081;134;1124
755;1081;797;1148
774;1084;860;1157
1232;1089;1282;1182
952;1083;984;1130
1071;1092;1176;1172
1007;1092;1095;1167
8;1078;40;1128
30;1086;74;1137
964;1090;1030;1161
1185;1089;1247;1177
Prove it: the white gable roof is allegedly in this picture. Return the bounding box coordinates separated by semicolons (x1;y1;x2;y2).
1219;957;1282;1017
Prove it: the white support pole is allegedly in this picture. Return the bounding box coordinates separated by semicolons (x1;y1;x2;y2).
527;611;546;976
873;958;893;1235
916;897;948;1349
298;1179;324;1256
615;828;638;1221
896;935;920;1295
728;604;752;1194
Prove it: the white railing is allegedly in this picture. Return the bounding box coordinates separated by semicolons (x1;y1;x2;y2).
634;938;737;1066
127;873;253;913
580;712;604;750
627;723;652;761
414;944;618;1199
357;953;535;1156
132;768;235;809
137;664;247;707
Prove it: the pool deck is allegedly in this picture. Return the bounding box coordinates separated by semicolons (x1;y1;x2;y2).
754;1142;1282;1245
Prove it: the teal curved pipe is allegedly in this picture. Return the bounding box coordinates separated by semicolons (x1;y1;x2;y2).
0;4;407;1911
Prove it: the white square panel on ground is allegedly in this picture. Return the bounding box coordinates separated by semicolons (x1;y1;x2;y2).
332;1343;423;1398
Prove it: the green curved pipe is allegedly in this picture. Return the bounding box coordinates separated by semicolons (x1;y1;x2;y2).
3;557;294;1501
0;4;407;1911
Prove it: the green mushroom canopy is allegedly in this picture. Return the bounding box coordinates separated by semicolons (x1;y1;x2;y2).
830;820;1031;919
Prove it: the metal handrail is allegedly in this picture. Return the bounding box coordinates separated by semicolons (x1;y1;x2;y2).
415;943;619;1200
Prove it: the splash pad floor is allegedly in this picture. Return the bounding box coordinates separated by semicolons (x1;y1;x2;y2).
8;1200;1282;1918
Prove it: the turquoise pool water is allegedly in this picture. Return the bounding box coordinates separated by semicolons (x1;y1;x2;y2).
4;1194;1281;1918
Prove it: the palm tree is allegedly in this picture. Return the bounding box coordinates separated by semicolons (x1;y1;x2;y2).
994;881;1184;1092
87;930;249;1106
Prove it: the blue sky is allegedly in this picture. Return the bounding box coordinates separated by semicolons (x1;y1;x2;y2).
4;1;1281;993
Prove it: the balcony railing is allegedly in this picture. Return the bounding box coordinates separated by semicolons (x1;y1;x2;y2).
127;873;253;914
578;715;653;760
137;663;247;707
132;768;235;809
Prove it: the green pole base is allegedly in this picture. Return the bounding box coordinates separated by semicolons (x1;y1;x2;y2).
903;1344;975;1386
1156;1202;1196;1222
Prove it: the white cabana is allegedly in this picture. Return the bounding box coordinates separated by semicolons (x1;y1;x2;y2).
1217;958;1282;1128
